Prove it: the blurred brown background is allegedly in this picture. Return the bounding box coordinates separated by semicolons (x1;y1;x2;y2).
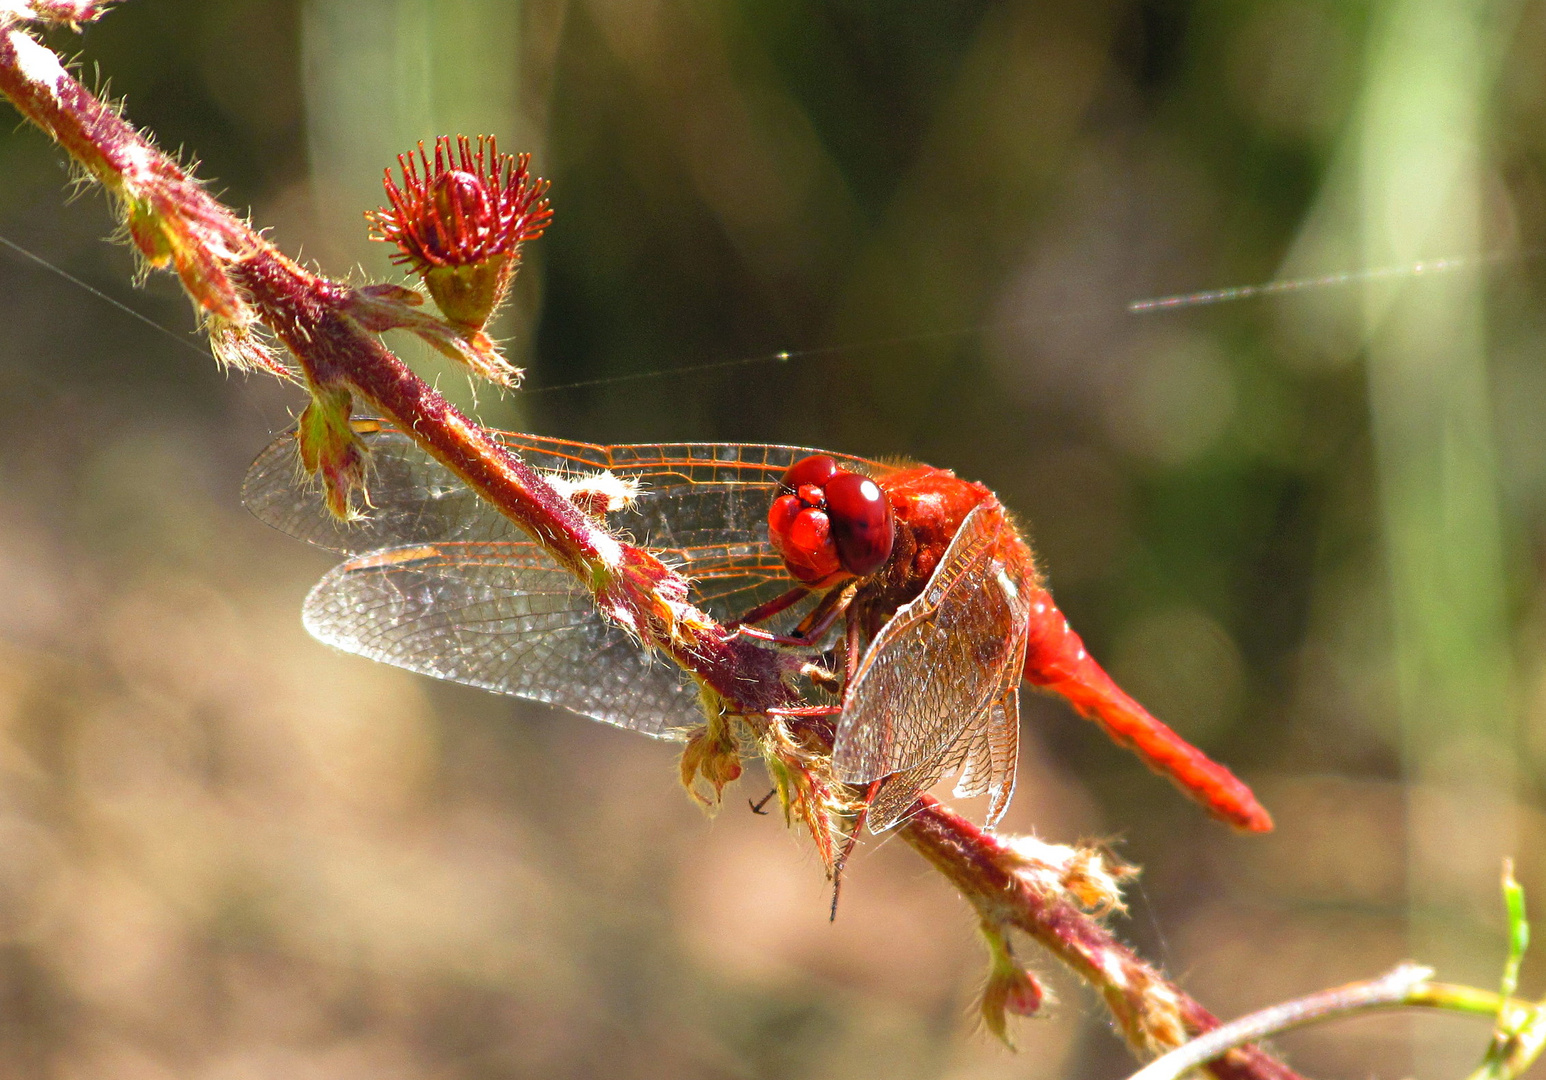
0;0;1544;1076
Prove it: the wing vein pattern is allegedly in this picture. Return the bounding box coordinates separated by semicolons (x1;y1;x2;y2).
835;502;1033;830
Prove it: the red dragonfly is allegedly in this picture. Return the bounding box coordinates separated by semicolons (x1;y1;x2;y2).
244;420;1272;834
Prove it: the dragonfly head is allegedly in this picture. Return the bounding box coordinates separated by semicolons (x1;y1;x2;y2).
768;455;895;586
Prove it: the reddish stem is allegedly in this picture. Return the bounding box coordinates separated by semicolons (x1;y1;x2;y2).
901;798;1304;1080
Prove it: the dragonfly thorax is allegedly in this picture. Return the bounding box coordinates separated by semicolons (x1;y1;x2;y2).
847;466;996;635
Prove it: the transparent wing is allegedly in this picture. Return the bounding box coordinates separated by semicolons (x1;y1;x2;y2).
864;689;1021;833
242;419;819;610
243;420;892;558
659;544;828;630
952;688;1020;827
248;422;888;735
866;727;973;833
243;421;524;554
833;502;1035;790
303;541;708;738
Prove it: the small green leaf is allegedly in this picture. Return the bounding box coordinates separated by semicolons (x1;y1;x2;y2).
1501;860;1529;1004
1467;860;1544;1080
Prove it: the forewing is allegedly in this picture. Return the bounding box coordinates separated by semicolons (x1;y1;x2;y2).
244;422;891;561
833;502;1035;787
303;541;706;738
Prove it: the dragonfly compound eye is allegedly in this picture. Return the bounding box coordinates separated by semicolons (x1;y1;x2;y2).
823;471;894;578
779;454;838;496
768;490;843;584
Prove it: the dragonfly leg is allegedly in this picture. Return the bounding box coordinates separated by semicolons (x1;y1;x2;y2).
731;625;829;652
748;788;777;814
724;585;810;629
792;582;856;643
842;607;862;686
731;583;856;651
765;704;843;718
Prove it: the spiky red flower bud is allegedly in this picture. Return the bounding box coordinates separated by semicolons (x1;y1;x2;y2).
431;170;491;244
369;135;551;331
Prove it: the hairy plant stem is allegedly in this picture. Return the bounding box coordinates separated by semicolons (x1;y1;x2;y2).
0;14;1303;1077
902;799;1303;1080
